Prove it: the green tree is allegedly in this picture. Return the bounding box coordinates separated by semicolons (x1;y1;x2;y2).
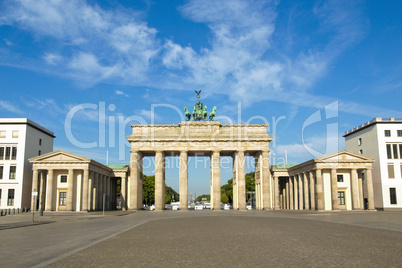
195;194;210;202
165;186;179;203
220;172;255;204
221;192;229;203
142;175;155;205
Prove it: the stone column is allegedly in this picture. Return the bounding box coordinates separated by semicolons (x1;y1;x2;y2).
39;171;45;211
179;151;188;210
316;169;324;210
88;171;93;211
155;151;165;211
294;175;299;210
358;171;364;210
309;171;315;210
261;150;271;210
93;172;98;211
67;169;74;211
211;150;221;210
285;179;289;209
236;150;246;210
350;168;359;210
106;176;111;210
129;150;142;210
274;175;280;210
289;176;294;210
82;169;89;211
45;169;54;211
366;169;375;210
121;174;127;211
97;174;103;210
304;172;309;210
298;174;303;210
32;168;39;211
331;169;338;210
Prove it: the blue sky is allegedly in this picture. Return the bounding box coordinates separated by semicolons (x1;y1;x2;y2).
0;0;401;195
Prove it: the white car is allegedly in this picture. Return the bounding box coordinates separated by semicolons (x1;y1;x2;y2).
149;205;155;211
246;205;252;210
195;204;204;210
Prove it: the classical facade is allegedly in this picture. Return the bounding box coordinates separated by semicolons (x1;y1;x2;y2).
126;121;273;211
29;150;120;212
344;117;402;210
271;150;375;211
0;118;54;210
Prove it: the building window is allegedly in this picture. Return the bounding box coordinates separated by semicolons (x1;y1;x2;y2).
358;138;362;146
12;131;19;138
0;147;4;160
39;138;42;146
385;130;391;137
359;149;363;154
387;144;392;159
59;192;67;206
7;189;14;206
11;147;17;160
390;188;397;204
9;166;16;180
398;130;402;137
0;131;5;138
0;165;3;179
5;147;11;160
388;164;395;179
393;144;399;159
337;175;344;182
38;150;41;156
60;175;67;183
338;191;345;205
0;189;1;206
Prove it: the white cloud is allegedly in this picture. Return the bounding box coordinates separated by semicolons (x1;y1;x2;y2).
0;100;22;114
136;109;161;122
115;90;129;97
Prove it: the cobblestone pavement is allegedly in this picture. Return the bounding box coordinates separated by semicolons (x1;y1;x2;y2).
1;210;401;267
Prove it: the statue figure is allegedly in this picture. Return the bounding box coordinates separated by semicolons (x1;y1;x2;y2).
203;105;208;120
195;90;201;99
209;106;217;121
184;107;191;121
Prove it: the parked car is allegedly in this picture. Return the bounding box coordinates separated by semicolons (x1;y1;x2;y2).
195;203;204;210
246;204;252;210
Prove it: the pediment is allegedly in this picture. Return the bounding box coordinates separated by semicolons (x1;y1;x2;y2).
315;150;375;163
29;150;91;163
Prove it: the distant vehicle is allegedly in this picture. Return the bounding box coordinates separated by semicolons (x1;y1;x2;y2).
150;204;155;211
188;203;195;210
246;205;252;210
221;203;231;210
171;202;180;210
204;203;211;209
195;203;204;210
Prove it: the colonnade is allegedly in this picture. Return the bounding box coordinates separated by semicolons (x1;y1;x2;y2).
127;149;272;211
31;168;117;211
279;168;375;211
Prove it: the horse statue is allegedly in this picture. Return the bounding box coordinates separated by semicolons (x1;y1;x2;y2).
184;107;191;121
209;106;217;121
203;105;208;120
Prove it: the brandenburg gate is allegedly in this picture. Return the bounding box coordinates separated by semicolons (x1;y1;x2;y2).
124;91;273;211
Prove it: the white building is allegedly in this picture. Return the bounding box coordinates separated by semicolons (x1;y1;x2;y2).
344;117;402;211
0;118;54;210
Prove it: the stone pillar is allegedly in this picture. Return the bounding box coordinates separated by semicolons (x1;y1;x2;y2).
106;176;111;210
88;171;93;211
309;171;315;210
32;168;39;211
211;150;221;210
298;174;303;210
331;169;338;210
358;171;364;210
67;169;74;211
39;171;45;211
261;150;271;210
366;169;375;210
129;150;142;210
350;168;359;210
93;172;98;211
304;172;309;210
82;169;89;211
236;150;246;210
274;175;280;210
155;151;165;211
45;169;54;211
121;175;127;211
289;176;294;210
179;151;188;210
294;175;299;210
97;174;103;210
316;169;324;210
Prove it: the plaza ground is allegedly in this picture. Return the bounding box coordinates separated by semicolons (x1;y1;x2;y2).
1;210;401;267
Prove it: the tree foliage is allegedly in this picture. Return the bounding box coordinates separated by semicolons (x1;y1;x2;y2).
195;194;210;202
142;174;179;205
221;172;255;204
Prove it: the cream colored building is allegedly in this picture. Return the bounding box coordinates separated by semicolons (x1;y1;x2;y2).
271;150;375;211
29;150;120;211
